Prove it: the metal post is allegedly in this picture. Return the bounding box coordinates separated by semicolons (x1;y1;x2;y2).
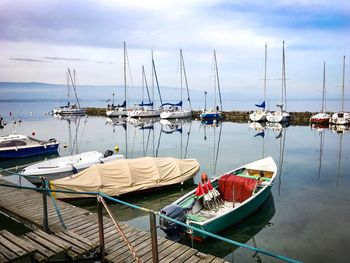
41;177;49;232
149;212;159;263
97;196;105;260
204;91;207;111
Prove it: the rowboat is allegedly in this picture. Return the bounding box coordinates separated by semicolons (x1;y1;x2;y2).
0;134;59;159
21;150;124;184
159;156;277;241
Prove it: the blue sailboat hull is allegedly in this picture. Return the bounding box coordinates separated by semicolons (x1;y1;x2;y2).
0;144;59;159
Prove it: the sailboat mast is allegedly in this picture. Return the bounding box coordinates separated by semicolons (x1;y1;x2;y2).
66;70;70;105
179;49;183;109
151;51;155;109
214;50;223;111
264;43;267;103
67;69;81;108
341;56;345;112
322;62;326;113
123;42;127;108
152;51;163;106
142;65;151;104
281;41;287;110
181;49;192;110
142;65;145;104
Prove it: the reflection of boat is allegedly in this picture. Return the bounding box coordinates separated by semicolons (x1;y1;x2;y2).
127;117;159;128
265;122;289;134
310;62;330;124
53;69;86;116
106;42;129;117
160;157;277;241
316;130;325;179
21;150;124;185
50;157;200;199
330;56;350;125
249;122;265;132
311;123;329;131
0;134;59;159
250;44;268;122
191;194;275;258
161;49;192;119
200;50;223;121
266;41;290;123
330;124;349;134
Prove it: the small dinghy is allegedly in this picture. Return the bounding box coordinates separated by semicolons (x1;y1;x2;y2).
0;134;59;159
21;150;124;184
159;157;277;241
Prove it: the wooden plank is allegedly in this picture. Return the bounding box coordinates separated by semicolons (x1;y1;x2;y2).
0;230;36;253
149;240;181;263
20;236;55;259
171;248;198;263
140;239;174;263
185;254;202;263
160;244;190;263
33;230;71;250
25;232;65;254
63;230;97;247
0;243;17;261
0;235;27;257
54;232;92;251
200;254;217;263
105;229;147;255
69;220;96;233
0;251;7;263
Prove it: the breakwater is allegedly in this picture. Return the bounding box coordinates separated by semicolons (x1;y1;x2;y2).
86;107;317;125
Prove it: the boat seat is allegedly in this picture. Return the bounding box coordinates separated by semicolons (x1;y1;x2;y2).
186;213;208;222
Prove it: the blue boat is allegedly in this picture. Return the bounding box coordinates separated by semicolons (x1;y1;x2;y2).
0;134;59;159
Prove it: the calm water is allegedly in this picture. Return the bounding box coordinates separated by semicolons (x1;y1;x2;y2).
1;103;350;263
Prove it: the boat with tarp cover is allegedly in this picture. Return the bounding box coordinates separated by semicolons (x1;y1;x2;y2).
49;157;200;199
159;157;277;241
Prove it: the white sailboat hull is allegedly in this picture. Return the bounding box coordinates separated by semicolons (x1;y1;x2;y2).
266;111;290;123
330;112;350;125
160;109;191;119
128;109;161;118
249;110;267;122
106;108;128;117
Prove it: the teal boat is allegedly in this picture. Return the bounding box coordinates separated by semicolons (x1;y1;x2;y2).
160;157;277;241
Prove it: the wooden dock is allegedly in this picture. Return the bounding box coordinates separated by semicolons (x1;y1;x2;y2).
0;179;227;262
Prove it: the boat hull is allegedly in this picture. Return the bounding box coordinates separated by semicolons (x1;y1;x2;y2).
161;110;191;119
310;113;330;124
106;108;128;117
128;109;161;118
330;112;350;125
0;144;59;159
249;110;267;122
190;187;272;240
200;112;222;120
266;111;290;123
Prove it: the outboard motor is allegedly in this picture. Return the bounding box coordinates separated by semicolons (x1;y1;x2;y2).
159;204;187;242
104;150;114;158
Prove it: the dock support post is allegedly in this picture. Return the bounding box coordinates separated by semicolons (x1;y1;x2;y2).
41;177;49;232
149;212;159;263
97;196;105;260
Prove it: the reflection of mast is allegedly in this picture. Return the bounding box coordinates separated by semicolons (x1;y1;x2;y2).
184;122;192;159
213;123;223;176
317;131;325;179
336;134;343;187
277;128;286;196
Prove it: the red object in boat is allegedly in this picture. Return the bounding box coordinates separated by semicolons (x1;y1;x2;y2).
195;183;205;197
218;174;256;202
202;182;209;194
207;179;213;190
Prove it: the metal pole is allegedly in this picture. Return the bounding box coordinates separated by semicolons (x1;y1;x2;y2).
204;91;207;111
41;177;49;232
97;196;105;260
149;212;159;263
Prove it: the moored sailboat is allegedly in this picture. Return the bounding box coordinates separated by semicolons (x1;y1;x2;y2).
161;49;192;119
106;42;129;117
266;41;290;123
310;62;330;124
200;50;223;120
330;56;350;125
250;44;268;122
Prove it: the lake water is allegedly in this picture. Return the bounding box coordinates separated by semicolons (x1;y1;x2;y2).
0;102;350;263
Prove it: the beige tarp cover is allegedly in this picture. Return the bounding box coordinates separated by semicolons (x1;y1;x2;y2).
50;157;200;199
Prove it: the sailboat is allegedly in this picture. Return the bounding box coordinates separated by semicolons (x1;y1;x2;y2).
200;50;223;120
310;62;330;124
128;65;161;118
53;69;86;116
249;44;268;122
106;42;129;117
330;56;350;125
266;41;290;123
161;49;192;119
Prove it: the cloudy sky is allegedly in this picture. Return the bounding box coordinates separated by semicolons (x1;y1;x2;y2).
0;0;349;99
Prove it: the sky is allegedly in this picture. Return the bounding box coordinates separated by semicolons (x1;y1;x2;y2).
0;0;349;100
